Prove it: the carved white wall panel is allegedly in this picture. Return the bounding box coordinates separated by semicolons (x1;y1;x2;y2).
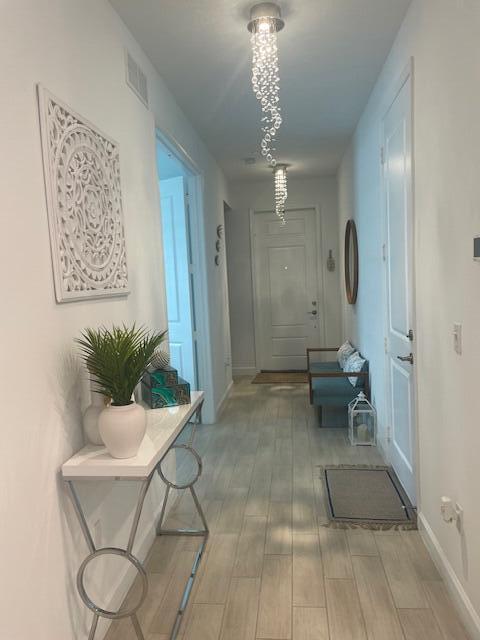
37;86;129;302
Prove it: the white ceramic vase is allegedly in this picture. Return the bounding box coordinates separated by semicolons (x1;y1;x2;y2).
98;402;147;459
83;390;105;446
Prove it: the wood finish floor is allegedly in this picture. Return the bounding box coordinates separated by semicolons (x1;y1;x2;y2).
106;378;470;640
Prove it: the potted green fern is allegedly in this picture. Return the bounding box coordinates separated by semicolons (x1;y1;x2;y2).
76;324;166;458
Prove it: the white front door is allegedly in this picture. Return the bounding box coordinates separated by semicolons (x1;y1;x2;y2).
382;71;417;504
253;209;321;371
160;176;196;386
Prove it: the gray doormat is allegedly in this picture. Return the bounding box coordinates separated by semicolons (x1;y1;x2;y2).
321;465;417;530
252;371;308;384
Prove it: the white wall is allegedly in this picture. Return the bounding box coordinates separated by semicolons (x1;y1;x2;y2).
337;1;480;635
0;1;230;638
338;139;389;447
226;177;341;373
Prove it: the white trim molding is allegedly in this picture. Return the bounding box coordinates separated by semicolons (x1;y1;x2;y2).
380;59;420;505
155;128;215;423
418;512;480;639
216;379;234;419
232;367;258;377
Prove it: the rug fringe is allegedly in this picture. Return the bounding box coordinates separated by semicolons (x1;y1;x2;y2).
318;521;418;531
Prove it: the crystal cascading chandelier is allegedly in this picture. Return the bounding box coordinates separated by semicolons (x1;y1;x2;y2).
248;3;288;224
274;163;288;222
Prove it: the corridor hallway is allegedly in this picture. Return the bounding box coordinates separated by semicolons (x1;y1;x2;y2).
107;379;469;640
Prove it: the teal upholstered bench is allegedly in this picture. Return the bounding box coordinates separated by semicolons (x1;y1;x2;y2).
307;347;369;427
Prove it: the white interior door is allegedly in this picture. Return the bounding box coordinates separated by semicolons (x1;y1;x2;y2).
160;176;196;386
253;209;320;370
383;72;417;504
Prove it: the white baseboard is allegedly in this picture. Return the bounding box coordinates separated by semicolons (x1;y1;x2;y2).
376;433;389;463
215;379;234;419
232;366;257;377
418;512;480;639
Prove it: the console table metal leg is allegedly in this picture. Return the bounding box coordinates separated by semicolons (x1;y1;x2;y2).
155;402;209;639
156;483;171;535
169;527;206;637
66;480;95;554
65;476;153;640
127;478;152;553
65;401;207;640
88;614;99;640
131;613;146;640
190;485;208;533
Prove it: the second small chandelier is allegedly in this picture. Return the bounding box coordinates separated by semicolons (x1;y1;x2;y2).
274;164;288;224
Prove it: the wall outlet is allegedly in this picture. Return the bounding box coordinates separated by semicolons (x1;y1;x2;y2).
453;323;462;354
441;496;455;523
440;497;463;531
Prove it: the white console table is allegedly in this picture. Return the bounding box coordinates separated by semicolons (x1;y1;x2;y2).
62;391;207;640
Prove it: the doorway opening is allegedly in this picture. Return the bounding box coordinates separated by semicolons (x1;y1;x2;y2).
155;131;216;422
157;139;197;387
155;132;213;411
221;202;233;389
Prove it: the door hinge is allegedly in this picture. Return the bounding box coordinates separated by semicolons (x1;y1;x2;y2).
382;243;387;262
397;352;414;365
384;337;388;353
387;425;392;443
406;329;414;341
380;146;385;165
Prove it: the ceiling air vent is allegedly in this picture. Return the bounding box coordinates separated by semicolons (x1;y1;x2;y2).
125;50;149;108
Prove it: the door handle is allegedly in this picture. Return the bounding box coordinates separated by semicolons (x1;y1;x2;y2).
308;310;318;316
397;353;414;365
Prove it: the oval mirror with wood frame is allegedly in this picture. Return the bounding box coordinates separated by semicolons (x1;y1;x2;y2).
344;219;358;304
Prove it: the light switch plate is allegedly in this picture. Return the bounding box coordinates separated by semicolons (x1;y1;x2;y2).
453;323;462;355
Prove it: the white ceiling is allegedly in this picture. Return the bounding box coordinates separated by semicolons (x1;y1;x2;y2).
111;0;411;180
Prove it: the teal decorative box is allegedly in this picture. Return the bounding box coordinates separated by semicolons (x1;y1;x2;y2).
141;378;191;409
143;366;178;388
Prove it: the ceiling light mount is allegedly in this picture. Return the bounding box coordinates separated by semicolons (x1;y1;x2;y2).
247;2;285;33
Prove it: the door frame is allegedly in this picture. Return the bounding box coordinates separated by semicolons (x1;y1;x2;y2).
380;58;420;504
155;128;214;422
249;205;326;371
159;175;196;388
221;202;233;385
